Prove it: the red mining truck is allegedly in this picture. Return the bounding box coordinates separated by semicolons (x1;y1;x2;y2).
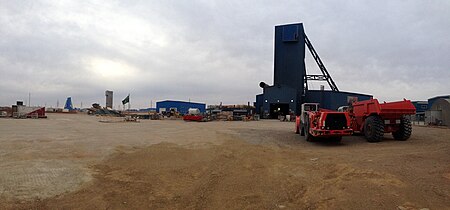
348;99;416;142
295;103;353;142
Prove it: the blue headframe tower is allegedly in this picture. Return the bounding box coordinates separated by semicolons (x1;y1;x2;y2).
274;23;306;95
257;23;307;118
256;23;370;118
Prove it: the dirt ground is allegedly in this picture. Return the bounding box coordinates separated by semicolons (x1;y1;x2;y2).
0;113;449;209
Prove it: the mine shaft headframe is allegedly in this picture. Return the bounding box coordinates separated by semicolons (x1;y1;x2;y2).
304;32;340;92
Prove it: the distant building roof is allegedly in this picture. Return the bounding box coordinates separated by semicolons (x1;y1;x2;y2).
428;95;450;101
157;100;205;105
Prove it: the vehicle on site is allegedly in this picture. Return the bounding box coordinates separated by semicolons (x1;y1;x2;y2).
183;108;206;122
295;103;353;142
347;99;416;142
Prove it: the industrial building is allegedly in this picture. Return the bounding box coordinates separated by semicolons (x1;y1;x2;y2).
156;100;206;114
425;96;450;127
427;95;450;108
255;23;371;118
412;101;428;121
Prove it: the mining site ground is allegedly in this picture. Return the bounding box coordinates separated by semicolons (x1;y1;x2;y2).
0;113;449;210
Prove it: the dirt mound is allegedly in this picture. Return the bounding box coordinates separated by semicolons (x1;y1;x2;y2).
5;139;443;210
38;141;311;209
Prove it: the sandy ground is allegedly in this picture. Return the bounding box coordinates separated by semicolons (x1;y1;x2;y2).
0;113;449;209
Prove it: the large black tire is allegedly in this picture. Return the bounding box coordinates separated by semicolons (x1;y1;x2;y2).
364;116;384;142
392;117;412;141
304;119;314;142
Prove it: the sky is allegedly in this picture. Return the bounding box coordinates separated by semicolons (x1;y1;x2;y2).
1;0;449;109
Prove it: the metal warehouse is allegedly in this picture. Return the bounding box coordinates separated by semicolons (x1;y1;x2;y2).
255;23;371;118
156;100;206;114
425;98;450;127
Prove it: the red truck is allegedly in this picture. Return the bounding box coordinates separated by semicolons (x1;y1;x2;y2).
347;99;416;142
183;108;207;122
296;99;416;143
296;103;353;142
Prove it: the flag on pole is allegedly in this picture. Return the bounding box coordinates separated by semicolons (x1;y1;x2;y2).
122;94;130;105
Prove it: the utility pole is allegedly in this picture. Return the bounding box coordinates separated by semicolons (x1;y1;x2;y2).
28;93;31;106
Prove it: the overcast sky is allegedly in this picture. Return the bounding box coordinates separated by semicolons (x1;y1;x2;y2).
1;1;449;108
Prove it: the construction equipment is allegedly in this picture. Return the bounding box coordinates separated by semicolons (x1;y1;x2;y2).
183;108;206;122
347;99;416;142
295;103;353;142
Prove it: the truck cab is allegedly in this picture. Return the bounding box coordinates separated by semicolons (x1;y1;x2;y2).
300;103;319;127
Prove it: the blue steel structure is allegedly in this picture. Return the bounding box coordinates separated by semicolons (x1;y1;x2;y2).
64;97;73;110
256;23;372;118
156;100;206;114
305;90;371;110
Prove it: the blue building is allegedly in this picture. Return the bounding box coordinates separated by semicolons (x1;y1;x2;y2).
412;101;428;113
411;101;428;121
156;100;206;114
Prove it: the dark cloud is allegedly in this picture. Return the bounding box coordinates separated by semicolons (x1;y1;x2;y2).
1;0;449;108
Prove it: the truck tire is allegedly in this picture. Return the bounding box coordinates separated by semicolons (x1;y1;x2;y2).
392;117;412;141
364;116;384;142
304;119;314;142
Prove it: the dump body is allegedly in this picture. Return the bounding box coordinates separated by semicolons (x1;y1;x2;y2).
350;99;416;132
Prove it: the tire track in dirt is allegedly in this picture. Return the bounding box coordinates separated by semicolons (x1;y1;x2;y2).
0;160;91;200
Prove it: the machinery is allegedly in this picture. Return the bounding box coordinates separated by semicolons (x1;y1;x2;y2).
183;108;206;122
295;103;353;142
347;99;416;142
296;99;416;143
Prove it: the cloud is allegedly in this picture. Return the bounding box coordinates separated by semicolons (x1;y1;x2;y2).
0;0;449;108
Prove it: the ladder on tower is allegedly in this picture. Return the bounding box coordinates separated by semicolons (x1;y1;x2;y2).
304;33;339;92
